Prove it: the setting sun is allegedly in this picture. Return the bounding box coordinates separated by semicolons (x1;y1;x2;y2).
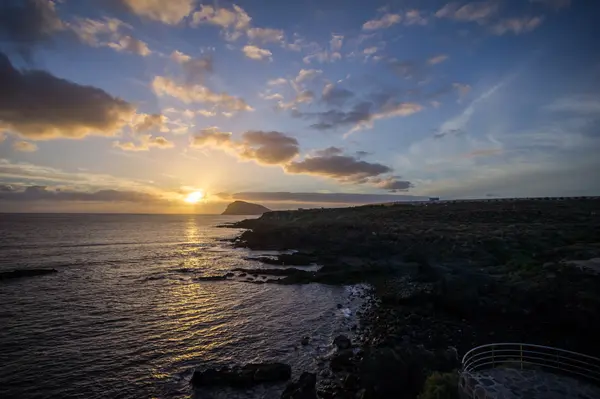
184;191;204;204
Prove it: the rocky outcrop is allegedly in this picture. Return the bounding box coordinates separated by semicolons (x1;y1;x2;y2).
281;372;317;399
0;268;57;281
191;362;291;388
222;200;270;215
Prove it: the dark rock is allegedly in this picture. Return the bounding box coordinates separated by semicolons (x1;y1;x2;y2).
333;335;352;350
351;324;357;331
191;362;291;388
247;253;315;266
225;272;235;277
252;362;292;383
301;336;310;345
330;349;354;372
195;275;228;281
222;200;270;215
281;372;317;399
239;273;247;277
0;268;58;281
337;304;343;309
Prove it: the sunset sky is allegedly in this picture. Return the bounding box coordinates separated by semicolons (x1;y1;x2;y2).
0;0;599;213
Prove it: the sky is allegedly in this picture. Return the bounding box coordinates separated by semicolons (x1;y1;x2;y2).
0;0;599;213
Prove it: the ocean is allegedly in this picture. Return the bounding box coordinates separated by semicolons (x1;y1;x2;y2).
0;214;364;399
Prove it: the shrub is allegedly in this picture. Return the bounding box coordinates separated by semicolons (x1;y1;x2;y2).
417;371;459;399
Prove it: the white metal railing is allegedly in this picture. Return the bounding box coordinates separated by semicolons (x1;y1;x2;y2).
461;343;600;384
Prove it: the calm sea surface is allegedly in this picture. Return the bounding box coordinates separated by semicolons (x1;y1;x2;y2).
0;214;363;399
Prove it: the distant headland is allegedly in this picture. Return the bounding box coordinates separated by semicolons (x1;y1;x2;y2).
222;201;271;215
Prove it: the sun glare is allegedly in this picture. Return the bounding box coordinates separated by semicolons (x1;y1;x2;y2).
184;191;204;204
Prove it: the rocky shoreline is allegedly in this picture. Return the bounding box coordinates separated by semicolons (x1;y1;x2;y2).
198;198;600;398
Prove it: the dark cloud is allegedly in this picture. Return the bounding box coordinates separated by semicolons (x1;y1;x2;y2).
240;130;300;165
314;146;343;157
434;128;465;139
372;177;413;192
355;151;371;158
0;185;163;203
285;152;392;181
295;100;422;132
191;128;300;165
217;191;428;205
299;102;373;131
0;0;64;58
321;83;354;106
0;52;135;139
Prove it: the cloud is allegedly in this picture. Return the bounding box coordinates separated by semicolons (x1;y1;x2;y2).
363;13;402;30
0;185;164;203
247;27;284;43
363;46;379;55
404;10;428;26
12;141;38;152
152;76;253;112
321;83;354;106
295;68;322;84
372;177;412;191
239;131;300;165
113;135;174;151
108;34;151;55
330;34;344;51
435;1;498;24
191;128;300;165
530;0;571;9
285;151;393;183
261;93;284;101
117;0;194;24
427;54;449;65
302;51;342;64
170;50;212;83
491;17;544;35
437;82;505;137
0;52;135;140
191;4;251;41
130;113;166;133
295;100;422;134
268;78;287;86
0;0;64;57
242;45;272;61
217;191;427;205
544;95;600;114
191;126;233;147
70;17;151;56
453;83;472;98
0;158;173;197
314;146;344;157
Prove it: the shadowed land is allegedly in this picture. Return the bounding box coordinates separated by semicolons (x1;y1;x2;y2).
222;198;600;398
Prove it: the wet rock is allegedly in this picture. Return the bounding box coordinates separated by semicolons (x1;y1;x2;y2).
333;335;352;350
281;372;317;398
191;362;291;388
301;336;310;345
195;275;228;281
330;349;354;372
0;268;58;281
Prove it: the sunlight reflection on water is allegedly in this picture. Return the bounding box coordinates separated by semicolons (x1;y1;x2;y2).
0;214;365;399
